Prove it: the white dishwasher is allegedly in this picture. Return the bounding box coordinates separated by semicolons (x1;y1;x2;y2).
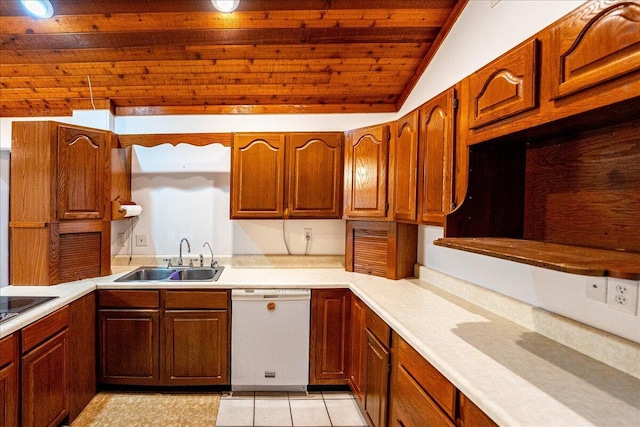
231;288;311;391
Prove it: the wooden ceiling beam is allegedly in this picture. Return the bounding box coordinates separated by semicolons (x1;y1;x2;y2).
1;27;440;50
0;58;420;77
115;103;397;116
0;1;457;16
0;43;431;65
1;71;413;88
1;9;452;34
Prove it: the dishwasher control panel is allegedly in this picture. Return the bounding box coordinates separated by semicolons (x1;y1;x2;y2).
231;288;311;300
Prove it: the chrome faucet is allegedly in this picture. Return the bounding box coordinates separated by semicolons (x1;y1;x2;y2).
178;238;191;266
203;242;217;268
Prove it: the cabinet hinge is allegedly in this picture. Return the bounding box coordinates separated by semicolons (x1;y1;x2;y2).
453;98;459;110
385;202;389;212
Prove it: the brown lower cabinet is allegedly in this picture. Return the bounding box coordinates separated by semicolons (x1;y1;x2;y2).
21;307;70;427
363;309;391;427
0;334;18;427
310;289;351;385
348;295;497;427
98;289;230;386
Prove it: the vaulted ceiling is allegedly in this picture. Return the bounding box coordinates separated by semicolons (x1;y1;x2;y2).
0;0;466;117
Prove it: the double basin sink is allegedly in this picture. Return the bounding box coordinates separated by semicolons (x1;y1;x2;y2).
115;266;224;283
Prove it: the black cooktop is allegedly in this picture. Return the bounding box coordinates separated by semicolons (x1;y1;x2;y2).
0;296;58;323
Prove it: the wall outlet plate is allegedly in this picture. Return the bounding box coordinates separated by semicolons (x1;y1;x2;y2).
585;277;607;303
136;234;148;247
607;278;639;315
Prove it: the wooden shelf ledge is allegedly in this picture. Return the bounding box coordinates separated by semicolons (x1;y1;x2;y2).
433;238;640;280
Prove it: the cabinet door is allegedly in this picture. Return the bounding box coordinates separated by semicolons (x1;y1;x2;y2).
549;1;640;100
419;88;455;225
98;309;160;385
310;289;350;384
458;392;497;427
21;330;69;427
349;294;367;406
231;133;286;218
68;293;96;422
364;330;390;427
390;111;419;222
288;133;343;218
164;310;229;385
344;124;389;218
57;125;108;220
468;40;538;129
0;334;18;427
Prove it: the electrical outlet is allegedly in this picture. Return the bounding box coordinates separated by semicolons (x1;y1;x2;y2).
607;278;639;315
585;277;607;303
136;234;148;247
304;228;312;240
117;233;126;247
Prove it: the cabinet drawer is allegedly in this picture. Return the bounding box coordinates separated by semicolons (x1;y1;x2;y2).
21;305;69;354
392;363;455;427
0;334;17;367
365;307;390;348
98;290;159;308
395;334;456;420
165;291;228;309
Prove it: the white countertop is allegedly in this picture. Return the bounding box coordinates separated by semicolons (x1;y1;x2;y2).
1;266;639;426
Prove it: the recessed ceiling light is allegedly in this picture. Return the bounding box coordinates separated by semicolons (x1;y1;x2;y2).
211;0;240;13
20;0;54;18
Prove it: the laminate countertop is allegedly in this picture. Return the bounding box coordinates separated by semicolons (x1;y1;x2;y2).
1;265;638;426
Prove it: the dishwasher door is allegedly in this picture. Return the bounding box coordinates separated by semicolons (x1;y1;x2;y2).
231;288;311;391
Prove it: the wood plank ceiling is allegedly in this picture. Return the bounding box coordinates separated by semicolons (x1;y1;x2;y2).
0;0;466;117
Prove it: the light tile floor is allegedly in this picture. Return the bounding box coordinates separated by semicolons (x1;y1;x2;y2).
216;391;368;427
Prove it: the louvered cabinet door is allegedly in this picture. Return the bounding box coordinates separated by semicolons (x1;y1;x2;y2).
57;125;108;220
345;221;417;280
344;124;390;218
231;133;286;218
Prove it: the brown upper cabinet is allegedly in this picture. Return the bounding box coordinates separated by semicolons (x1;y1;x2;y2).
418;88;457;226
390;111;419;223
549;1;640;100
231;132;343;219
344;124;390;219
440;0;640;280
462;0;640;146
467;39;538;130
9;121;121;285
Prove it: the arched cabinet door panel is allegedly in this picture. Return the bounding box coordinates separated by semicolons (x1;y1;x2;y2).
550;1;640;100
288;133;343;218
468;39;538;129
419;88;456;226
344;124;390;219
57;125;108;220
231;133;286;218
391;111;419;222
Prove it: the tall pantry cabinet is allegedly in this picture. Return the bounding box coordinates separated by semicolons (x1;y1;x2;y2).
9;121;124;285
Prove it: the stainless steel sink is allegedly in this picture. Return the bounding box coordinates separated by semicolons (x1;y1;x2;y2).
115;266;224;282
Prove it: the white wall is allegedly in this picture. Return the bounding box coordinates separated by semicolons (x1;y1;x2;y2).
110;144;345;259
